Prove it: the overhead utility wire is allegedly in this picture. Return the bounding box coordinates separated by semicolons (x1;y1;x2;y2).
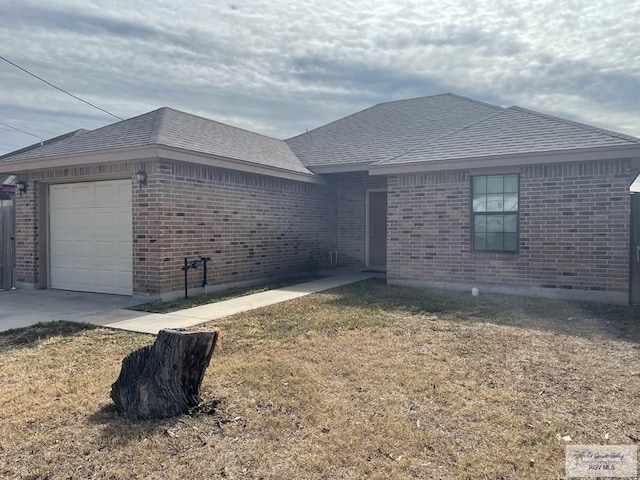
0;54;123;121
0;141;22;148
0;121;44;144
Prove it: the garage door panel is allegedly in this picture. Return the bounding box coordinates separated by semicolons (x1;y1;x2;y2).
70;185;93;204
95;242;126;259
116;183;132;202
49;180;132;295
73;241;93;258
50;266;94;288
50;185;71;204
96;270;117;288
50;240;74;257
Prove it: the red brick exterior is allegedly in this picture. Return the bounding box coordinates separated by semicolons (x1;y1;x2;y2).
135;160;334;296
12;156;637;303
386;159;635;300
13;160;335;298
13;178;39;286
333;172;387;268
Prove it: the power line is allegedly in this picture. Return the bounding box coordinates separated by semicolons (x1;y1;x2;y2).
0;54;123;121
0;141;22;149
0;121;43;143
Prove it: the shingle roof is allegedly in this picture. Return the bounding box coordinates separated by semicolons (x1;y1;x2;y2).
0;128;89;160
285;93;504;168
2;108;312;175
3;96;637;177
374;106;640;166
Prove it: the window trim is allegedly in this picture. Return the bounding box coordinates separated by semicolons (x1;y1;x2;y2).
470;174;520;254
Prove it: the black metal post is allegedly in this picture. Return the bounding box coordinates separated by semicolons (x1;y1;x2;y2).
183;257;188;299
201;257;210;287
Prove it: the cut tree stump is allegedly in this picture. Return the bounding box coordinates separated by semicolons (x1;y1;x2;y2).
110;328;220;420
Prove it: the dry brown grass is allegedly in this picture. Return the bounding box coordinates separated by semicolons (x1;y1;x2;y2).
1;279;639;479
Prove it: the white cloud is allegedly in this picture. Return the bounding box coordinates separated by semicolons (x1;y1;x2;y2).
0;0;638;154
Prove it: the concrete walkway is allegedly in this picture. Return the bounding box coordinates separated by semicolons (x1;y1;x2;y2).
99;273;375;334
0;289;139;332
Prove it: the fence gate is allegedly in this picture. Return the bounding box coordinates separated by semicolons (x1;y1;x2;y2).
0;204;15;290
631;194;640;305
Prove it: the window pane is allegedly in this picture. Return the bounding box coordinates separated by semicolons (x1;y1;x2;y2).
504;193;518;211
504;214;517;232
474;215;487;232
504;233;518;251
504;175;518;193
473;195;487;212
473;176;487;194
486;194;504;212
487;215;503;232
486;233;504;250
487;176;504;193
474;232;487;250
473;177;487;195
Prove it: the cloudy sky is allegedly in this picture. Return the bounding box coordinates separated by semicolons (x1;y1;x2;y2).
0;0;638;155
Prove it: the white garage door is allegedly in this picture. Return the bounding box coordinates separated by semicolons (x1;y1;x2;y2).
49;180;133;295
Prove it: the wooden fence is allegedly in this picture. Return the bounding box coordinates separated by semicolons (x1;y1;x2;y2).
0;203;15;290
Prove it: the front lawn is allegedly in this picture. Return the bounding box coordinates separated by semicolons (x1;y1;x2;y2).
1;279;638;479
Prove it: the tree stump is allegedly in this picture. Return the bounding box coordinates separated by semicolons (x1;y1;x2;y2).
110;328;220;420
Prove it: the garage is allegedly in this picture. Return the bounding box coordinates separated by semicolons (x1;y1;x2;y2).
49;179;133;295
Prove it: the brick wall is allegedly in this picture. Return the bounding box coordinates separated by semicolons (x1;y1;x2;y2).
387;159;635;299
334;172;387;268
138;160;335;296
13;160;335;297
13;177;38;286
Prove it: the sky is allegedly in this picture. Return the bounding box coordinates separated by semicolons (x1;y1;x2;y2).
0;0;639;156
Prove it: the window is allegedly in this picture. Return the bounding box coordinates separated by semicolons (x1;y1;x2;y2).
472;174;519;252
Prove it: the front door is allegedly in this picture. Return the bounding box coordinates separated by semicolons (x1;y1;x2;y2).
367;191;387;269
631;194;640;305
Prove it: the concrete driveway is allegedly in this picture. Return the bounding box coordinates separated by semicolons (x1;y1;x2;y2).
0;289;140;332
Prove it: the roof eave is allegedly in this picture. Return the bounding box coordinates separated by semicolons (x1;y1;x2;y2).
369;144;640;175
157;146;325;185
0;144;325;185
307;162;372;174
0;145;158;174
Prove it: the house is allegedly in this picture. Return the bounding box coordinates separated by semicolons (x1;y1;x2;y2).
1;93;639;304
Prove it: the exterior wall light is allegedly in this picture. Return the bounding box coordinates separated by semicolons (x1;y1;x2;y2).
15;180;27;196
135;170;147;189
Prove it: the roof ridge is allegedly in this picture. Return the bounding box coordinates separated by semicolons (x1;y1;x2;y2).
0;128;92;160
286;93;504;142
160;106;285;143
373;107;508;165
149;107;170;144
509;106;640;144
443;93;505;111
147;107;311;174
286;102;381;141
373;93;503;111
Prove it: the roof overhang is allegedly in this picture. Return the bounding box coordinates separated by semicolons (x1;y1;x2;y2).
0;145;325;185
369;144;640;175
157;146;325;184
307;162;371;174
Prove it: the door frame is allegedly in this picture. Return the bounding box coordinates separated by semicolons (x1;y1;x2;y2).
365;189;387;270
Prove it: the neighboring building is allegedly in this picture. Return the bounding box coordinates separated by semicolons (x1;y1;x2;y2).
1;94;639;303
0;174;15;205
